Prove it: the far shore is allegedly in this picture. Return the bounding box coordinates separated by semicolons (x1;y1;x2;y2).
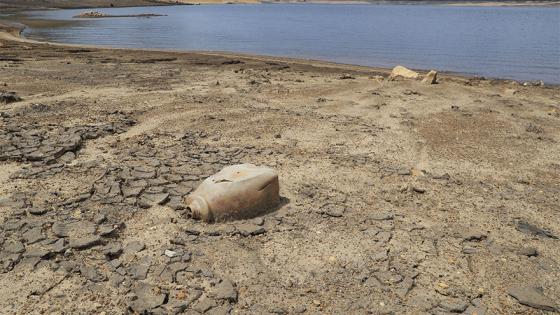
0;0;559;10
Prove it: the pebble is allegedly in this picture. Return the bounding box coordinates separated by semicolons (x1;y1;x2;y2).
508;286;558;312
192;297;217;313
128;283;167;313
28;208;48;215
4;240;25;253
439;299;468;312
164;249;179;258
69;235;101;249
235;223;266;236
80;265;107;282
212;278;238;302
128;262;150;280
518;247;538;257
124;240;145;253
23;227;45;244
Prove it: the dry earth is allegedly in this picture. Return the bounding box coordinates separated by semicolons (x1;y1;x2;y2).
0;25;559;314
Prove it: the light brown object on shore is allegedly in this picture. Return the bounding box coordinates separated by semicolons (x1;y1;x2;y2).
422;70;438;84
388;65;420;81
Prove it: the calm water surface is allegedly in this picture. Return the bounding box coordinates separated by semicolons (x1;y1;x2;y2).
22;5;560;83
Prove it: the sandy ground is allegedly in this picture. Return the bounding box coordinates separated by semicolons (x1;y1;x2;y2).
1;21;560;315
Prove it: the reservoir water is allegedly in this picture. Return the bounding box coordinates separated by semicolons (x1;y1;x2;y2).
22;4;560;83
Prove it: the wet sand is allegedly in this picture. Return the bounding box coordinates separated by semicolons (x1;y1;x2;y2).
1;19;560;315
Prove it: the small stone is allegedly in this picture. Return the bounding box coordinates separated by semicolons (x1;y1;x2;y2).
164;249;179;258
124;240;145;253
212;279;238;302
128;263;150;280
508;286;558;312
236;223;266;236
138;192;169;208
439;299;468;312
192;297;217;313
23;227;45;244
518;247;538;257
422;70;438;84
98;224;118;236
94;214;107;224
462;247;478;254
80;265;107;282
252;217;265;226
103;243;122;258
4;240;25;253
374;271;403;285
516;221;557;239
293;305;307;314
28;208;48;215
50;239;66;253
369;212;394;221
412;186;426;194
129;283;167;313
69;235;101;250
51;222;69;237
461;231;487;242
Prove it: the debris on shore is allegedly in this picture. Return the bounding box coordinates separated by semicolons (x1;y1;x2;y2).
73;11;167;18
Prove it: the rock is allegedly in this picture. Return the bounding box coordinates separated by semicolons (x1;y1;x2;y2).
129;283;167;313
0;92;21;104
319;203;345;217
93;214;106;224
212;279;238;302
28;208;48;215
461;230;487;242
4;240;25;253
124;240;145;253
164;249;179;258
388;66;420;81
192;297;217;313
518;247;538;257
339;74;355;80
412;186;426;194
58;151;75;163
439;299;468;312
508;286;557;312
369;212;394;221
396;277;414;298
128;263;150;280
138;192;169;208
235;223;266;236
374;271;403;285
23;227;45;244
51;222;69;237
49;239;66;253
422;70;438;84
516;221;557;239
69;235;101;250
80;265;106;282
103;243;123;258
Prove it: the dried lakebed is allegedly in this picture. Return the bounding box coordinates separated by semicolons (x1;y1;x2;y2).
0;28;559;314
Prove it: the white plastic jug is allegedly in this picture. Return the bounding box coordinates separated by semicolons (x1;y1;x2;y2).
184;164;279;222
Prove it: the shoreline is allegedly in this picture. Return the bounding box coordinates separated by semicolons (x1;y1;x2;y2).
2;20;555;87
